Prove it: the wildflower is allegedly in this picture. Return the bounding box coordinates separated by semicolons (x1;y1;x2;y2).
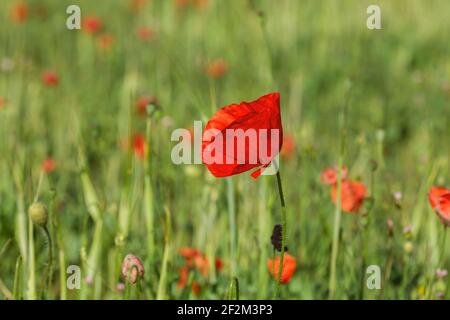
28;202;48;227
320;166;348;185
0;97;5;109
177;266;189;289
97;33;114;50
121;254;145;284
436;268;448;279
82;15;103;34
267;254;296;284
116;283;125;291
136;26;154;41
387;218;394;237
429;187;450;226
133;134;146;160
136;95;159;116
191;281;201;296
41;158;56;173
11;2;28;24
131;0;148;12
331;180;367;213
280;134;295;159
205;59;228;78
41;71;59;87
202;92;282;178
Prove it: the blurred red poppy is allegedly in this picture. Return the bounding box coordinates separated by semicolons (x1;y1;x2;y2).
429;187;450;226
176;266;189;288
136;26;154;41
331;180;367;213
0;97;5;109
320;166;348;185
202;92;283;179
206;59;228;79
280;134;295;159
136;96;158;116
133;134;146;159
131;0;148;12
11;2;28;24
41;158;56;173
41;71;59;87
82;16;103;34
191;281;201;296
97;33;114;50
267;254;296;284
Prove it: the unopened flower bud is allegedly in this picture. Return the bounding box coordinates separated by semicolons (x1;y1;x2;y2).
28;202;48;227
121;254;144;284
404;241;414;253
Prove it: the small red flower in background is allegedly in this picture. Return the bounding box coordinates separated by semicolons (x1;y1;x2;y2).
136;96;158;116
280;134;295;159
0;97;5;109
191;281;201;296
97;33;114;50
41;158;56;173
11;2;28;24
131;0;148;12
41;71;59;87
205;59;228;79
202;92;283;179
136;26;154;41
429;187;450;227
267;254;296;284
331;180;367;213
320;166;348;185
82;15;103;34
133;134;146;160
177;247;223;295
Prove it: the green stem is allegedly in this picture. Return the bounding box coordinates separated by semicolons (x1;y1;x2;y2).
227;178;237;277
273;171;287;299
40;226;53;299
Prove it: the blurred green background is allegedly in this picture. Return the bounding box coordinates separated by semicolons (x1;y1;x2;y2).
0;0;450;300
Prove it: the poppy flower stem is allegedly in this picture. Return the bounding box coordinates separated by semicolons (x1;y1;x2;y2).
226;178;237;277
426;225;447;299
273;170;287;299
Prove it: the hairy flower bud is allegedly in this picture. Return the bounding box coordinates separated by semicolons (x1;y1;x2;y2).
121;254;144;284
28;202;48;227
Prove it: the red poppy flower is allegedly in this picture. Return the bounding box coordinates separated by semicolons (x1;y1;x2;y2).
321;166;348;185
136;26;154;41
82;15;102;34
429;187;450;226
131;0;148;12
280;134;295;159
97;33;114;50
0;97;5;109
206;59;228;78
191;281;201;296
41;158;56;173
202;92;283;179
331;180;367;213
11;2;28;24
41;71;59;87
120;254;145;284
267;254;296;284
133;134;146;160
136;96;158;116
176;266;189;289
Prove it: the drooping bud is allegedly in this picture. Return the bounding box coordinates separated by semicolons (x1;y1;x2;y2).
28;202;48;227
121;254;145;284
271;224;288;252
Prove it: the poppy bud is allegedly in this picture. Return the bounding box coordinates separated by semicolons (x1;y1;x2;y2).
28;202;48;227
270;224;287;252
386;218;394;237
121;254;145;284
404;241;413;254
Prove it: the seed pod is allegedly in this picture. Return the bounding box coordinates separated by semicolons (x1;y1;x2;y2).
28;202;48;227
270;224;288;252
121;254;145;284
